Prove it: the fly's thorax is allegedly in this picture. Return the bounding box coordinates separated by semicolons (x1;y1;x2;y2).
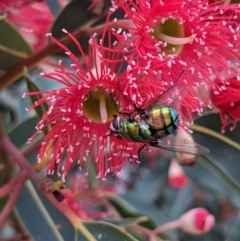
147;106;179;136
109;116;137;141
111;116;152;142
121;119;145;141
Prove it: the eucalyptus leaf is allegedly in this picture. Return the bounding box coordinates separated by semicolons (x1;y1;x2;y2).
186;113;240;208
121;194;166;227
15;181;75;241
0;19;33;70
51;0;110;56
50;0;125;57
24;72;50;136
131;163;168;203
14;171;139;241
8;116;38;148
106;217;150;227
158;183;194;221
106;194;160;229
77;221;138;241
106;194;140;218
126;230;149;241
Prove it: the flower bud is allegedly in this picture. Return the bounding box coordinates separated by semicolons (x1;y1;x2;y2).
179;208;215;235
168;159;188;189
176;129;196;165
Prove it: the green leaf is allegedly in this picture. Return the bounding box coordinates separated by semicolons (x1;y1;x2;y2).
14;173;139;241
50;0;124;57
198;155;240;205
131;162;168;203
51;0;109;56
24;71;50;136
8;116;39;148
15;181;75;241
107;217;150;227
106;194;158;229
0;19;33;70
106;194;140;218
76;221;138;241
186;113;240;208
126;230;149;241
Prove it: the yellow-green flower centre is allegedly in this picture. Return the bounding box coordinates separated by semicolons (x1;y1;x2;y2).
83;86;119;124
152;18;195;56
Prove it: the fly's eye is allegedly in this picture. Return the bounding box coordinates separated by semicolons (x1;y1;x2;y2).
112;116;120;130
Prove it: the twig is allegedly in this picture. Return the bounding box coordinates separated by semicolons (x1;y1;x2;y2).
0;174;21;197
0;136;41;183
0;27;90;90
0;20;128;90
0;116;45;228
0;171;27;229
128;224;163;241
0;234;22;241
154;220;180;235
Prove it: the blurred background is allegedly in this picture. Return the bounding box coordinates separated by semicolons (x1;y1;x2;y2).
1;0;240;241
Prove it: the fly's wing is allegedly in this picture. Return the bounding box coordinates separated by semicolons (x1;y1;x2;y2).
150;134;209;155
142;84;190;112
141;69;188;111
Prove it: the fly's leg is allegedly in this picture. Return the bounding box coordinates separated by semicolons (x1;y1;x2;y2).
110;93;119;114
110;93;132;116
110;92;129;115
117;82;145;113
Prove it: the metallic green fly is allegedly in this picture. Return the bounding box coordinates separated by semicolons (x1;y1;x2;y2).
109;70;209;156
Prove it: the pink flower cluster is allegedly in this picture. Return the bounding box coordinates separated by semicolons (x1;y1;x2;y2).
7;1;53;50
24;0;240;180
5;0;68;50
61;175;113;220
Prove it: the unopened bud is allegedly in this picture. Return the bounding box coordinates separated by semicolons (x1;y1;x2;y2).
168;159;188;189
179;208;215;235
176;129;196;165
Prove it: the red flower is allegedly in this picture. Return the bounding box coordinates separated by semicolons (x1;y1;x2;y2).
61;175;115;220
121;68;210;126
7;2;53;50
114;0;240;90
210;77;240;132
24;29;142;179
0;0;36;11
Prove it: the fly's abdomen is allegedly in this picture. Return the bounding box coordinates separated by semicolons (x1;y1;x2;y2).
147;107;178;138
120;120;151;142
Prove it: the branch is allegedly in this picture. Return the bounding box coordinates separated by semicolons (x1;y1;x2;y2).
154;220;180;234
0;20;126;90
0;172;27;229
0;174;22;197
128;224;162;241
0;27;91;90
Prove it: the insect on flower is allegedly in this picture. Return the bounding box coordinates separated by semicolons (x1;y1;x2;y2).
109;70;209;158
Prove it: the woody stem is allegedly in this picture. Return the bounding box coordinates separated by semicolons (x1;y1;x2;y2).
154;220;181;234
0;20;129;90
